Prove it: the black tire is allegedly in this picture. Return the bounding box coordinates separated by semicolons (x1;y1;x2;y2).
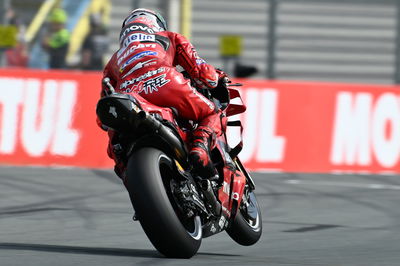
226;190;262;246
126;147;202;258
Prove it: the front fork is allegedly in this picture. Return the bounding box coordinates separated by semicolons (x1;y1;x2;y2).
234;157;256;190
217;156;255;222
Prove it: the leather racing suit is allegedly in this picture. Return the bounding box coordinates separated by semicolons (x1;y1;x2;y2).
101;21;224;180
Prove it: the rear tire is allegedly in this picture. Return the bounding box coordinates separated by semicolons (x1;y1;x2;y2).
126;147;202;258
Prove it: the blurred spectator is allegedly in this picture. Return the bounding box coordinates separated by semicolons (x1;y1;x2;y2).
4;8;29;67
6;41;29;67
42;8;70;69
5;8;18;25
81;13;109;70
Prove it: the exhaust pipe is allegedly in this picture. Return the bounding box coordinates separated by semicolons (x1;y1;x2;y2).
137;110;188;165
97;95;188;166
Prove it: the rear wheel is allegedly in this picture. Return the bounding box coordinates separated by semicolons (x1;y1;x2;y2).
126;147;202;258
226;188;262;246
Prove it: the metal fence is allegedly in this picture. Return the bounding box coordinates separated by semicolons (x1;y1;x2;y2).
192;0;400;84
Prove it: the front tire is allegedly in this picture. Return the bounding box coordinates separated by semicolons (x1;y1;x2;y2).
126;147;202;258
226;190;262;246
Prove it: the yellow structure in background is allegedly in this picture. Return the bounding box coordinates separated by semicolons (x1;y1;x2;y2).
180;0;192;39
67;0;111;64
0;26;18;47
220;35;242;57
25;0;61;44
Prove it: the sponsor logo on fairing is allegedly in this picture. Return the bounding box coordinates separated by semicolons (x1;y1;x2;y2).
232;192;240;201
222;181;230;195
117;44;156;64
119;51;157;72
210;224;217;233
120;68;165;90
222;206;231;216
218;216;226;229
127;74;170;94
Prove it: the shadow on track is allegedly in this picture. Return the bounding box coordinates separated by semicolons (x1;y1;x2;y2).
0;243;161;258
0;243;241;259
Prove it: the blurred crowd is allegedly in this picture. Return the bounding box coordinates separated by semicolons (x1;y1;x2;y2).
2;6;110;71
1;4;255;77
3;7;28;67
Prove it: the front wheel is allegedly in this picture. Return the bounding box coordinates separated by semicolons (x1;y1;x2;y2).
126;147;202;258
226;189;262;246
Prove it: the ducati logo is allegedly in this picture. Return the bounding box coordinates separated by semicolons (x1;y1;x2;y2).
109;106;118;118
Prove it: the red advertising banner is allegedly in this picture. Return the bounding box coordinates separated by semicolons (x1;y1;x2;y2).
0;69;399;174
0;69;111;168
231;79;400;174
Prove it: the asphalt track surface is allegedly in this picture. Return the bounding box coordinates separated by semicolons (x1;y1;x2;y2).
1;166;399;266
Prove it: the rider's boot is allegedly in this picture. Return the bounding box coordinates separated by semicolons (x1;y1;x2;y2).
189;126;218;180
189;126;221;215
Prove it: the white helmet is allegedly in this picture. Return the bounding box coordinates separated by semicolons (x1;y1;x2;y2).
122;8;167;32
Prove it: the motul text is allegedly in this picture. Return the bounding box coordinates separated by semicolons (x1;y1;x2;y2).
0;70;399;173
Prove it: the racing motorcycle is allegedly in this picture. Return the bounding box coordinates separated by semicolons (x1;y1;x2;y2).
96;76;262;258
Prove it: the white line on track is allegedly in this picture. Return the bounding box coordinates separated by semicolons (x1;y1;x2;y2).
285;179;400;190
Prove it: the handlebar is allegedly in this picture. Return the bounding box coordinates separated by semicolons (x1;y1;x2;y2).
220;77;242;88
102;77;116;95
227;83;243;87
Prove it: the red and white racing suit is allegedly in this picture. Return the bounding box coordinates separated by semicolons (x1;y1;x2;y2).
100;22;224;179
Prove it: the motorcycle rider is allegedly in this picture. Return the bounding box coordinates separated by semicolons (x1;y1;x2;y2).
100;8;227;181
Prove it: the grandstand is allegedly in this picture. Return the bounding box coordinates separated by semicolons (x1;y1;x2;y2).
3;0;400;84
191;0;397;84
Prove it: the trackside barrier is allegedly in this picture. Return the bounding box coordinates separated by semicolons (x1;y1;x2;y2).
0;69;399;174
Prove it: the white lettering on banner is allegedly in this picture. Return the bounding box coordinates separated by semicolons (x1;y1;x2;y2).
51;81;80;156
228;88;286;163
371;93;400;167
0;78;80;157
0;78;24;154
330;92;400;167
331;92;372;165
22;79;58;156
236;89;258;162
257;90;286;162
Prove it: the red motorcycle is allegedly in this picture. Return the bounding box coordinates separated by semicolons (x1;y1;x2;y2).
96;76;262;258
